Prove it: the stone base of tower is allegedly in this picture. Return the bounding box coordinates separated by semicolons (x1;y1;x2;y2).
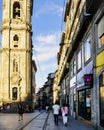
0;101;34;113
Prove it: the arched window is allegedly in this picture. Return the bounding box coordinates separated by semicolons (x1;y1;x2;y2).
13;34;19;41
99;71;104;127
12;87;18;100
13;2;20;19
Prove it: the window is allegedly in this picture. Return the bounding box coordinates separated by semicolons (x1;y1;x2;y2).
84;35;91;63
70;59;76;78
73;59;76;75
77;49;82;70
99;71;104;127
13;35;19;47
13;2;20;19
13;34;19;41
13;59;18;72
98;16;104;48
99;34;104;46
12;87;18;100
70;63;73;78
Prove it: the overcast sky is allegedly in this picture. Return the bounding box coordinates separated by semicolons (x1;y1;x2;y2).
0;0;66;92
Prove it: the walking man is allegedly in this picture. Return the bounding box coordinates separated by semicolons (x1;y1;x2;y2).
52;101;60;125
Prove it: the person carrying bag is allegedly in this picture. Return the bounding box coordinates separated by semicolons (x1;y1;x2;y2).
61;103;69;126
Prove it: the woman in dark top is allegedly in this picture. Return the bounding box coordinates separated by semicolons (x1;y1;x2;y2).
18;103;24;121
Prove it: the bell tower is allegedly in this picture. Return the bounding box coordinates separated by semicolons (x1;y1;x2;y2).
1;0;33;104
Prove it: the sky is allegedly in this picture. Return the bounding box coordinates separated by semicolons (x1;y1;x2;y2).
0;0;66;92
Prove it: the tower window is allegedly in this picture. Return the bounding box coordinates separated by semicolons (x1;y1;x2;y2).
13;2;20;19
13;35;19;41
12;87;18;100
13;59;18;72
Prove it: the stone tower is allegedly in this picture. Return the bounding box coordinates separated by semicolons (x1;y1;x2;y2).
1;0;33;105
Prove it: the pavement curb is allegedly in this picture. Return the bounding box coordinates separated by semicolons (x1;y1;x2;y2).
43;111;50;130
15;112;42;130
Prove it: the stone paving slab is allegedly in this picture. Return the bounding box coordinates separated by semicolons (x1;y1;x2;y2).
23;112;48;130
0;111;41;130
45;112;95;130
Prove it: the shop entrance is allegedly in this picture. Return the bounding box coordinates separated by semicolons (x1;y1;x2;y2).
78;89;91;120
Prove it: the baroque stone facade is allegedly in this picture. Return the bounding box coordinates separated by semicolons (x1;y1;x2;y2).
0;0;34;106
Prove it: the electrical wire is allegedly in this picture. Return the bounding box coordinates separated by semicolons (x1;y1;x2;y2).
60;0;66;35
33;47;44;84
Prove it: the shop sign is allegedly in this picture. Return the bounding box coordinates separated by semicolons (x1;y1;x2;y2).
84;74;93;86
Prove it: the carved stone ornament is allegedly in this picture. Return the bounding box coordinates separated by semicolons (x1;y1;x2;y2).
11;73;20;84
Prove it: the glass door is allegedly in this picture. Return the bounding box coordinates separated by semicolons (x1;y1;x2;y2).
78;90;86;119
86;89;91;120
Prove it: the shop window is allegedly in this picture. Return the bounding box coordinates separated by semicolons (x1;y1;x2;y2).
78;90;86;118
78;89;91;120
12;87;18;100
73;93;76;112
13;2;20;19
99;71;104;127
84;35;91;63
86;89;91;120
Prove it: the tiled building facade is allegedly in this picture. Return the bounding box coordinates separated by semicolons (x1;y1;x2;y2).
56;0;104;129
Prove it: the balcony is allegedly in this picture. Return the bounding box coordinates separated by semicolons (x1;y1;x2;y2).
86;0;103;14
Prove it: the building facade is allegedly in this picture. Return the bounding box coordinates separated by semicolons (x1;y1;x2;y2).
56;0;104;130
53;70;60;104
0;0;34;108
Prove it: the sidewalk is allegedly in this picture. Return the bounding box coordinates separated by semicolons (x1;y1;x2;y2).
45;112;96;130
23;112;48;130
0;110;42;130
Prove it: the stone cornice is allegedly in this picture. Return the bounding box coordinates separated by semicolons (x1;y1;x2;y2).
2;19;32;32
2;48;31;52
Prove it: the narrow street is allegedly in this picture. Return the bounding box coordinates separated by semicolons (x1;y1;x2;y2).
0;110;96;130
45;112;95;130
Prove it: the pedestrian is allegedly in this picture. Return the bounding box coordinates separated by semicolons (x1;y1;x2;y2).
18;103;24;121
52;101;60;125
46;105;49;113
61;103;69;126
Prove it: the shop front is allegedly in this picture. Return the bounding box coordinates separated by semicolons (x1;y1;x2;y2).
78;88;91;120
77;74;93;121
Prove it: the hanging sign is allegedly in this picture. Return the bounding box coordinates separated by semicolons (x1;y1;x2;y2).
84;74;93;86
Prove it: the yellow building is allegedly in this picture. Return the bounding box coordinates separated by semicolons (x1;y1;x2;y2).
53;70;60;104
